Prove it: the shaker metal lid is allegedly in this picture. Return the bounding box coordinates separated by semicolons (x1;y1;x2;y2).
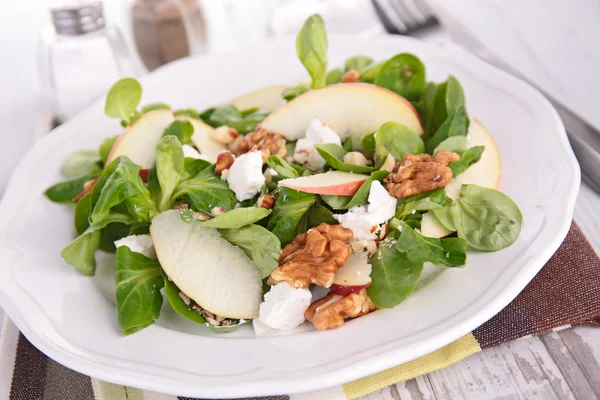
51;2;105;35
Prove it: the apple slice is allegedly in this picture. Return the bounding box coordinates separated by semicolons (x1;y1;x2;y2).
150;210;262;319
279;171;368;195
421;120;502;238
330;252;372;296
176;116;226;163
445;119;502;200
260;83;423;141
230;84;287;111
420;211;453;239
107;109;175;169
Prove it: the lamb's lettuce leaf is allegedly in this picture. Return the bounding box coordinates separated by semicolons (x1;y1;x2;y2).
115;246;164;335
220;224;281;278
267;187;316;246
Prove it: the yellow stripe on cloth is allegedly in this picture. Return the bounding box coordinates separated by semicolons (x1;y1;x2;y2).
91;378;145;400
342;333;481;399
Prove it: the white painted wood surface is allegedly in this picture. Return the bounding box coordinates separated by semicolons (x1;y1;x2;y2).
356;1;600;398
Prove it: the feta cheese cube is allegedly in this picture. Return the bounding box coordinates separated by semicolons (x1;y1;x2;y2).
366;181;397;224
226;151;265;201
333;181;397;241
259;282;312;331
114;234;156;259
293;119;341;170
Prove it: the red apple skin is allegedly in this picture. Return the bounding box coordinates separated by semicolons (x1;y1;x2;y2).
330;281;371;296
282;179;366;196
139;169;150;182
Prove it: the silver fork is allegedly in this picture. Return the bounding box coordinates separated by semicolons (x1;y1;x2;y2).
371;0;436;34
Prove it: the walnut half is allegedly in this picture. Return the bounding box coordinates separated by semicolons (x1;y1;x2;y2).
384;151;460;198
229;127;286;163
268;223;353;288
305;289;376;330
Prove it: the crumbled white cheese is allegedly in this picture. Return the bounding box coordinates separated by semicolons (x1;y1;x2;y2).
334;181;397;241
226;151;265;201
182;144;209;161
252;318;273;335
333;205;378;240
220;169;230;180
114;234;156;259
366;181;397;224
293;119;341;170
258;282;312;331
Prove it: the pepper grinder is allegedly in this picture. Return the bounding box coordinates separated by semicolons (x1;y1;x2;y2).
130;0;206;72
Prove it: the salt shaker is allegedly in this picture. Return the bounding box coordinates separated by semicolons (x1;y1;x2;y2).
38;2;136;122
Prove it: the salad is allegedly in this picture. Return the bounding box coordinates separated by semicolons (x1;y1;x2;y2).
45;14;522;335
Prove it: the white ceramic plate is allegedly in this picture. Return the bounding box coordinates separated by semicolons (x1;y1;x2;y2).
0;36;579;397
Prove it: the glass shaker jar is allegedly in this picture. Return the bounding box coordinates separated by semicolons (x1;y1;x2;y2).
38;2;136;122
130;0;206;72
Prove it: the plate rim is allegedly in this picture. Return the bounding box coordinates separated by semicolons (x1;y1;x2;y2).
0;35;580;397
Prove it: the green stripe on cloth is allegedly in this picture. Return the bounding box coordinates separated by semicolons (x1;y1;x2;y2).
342;334;481;399
91;379;144;400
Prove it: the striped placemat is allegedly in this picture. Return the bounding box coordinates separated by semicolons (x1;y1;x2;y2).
1;222;599;399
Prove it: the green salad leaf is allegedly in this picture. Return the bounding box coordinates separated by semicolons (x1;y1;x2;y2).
375;53;426;101
448;146;485;177
320;169;388;210
374;122;425;166
359;62;383;83
433;185;522;251
98;135;119;165
367;243;423;308
62;211;136;275
173;108;200;119
426;106;469;154
162;273;206;324
395;188;447;219
296;14;328;89
433;136;467;154
104;78;142;124
163;120;194;144
156;136;185;211
61;150;101;179
281;83;311;102
206;104;268;134
115;246;164;335
172;168;237;214
220;224;281;278
141;102;171;113
44;174;97;203
420;82;440;139
182;158;211;180
267;187;316;246
181;207;271;229
344;55;374;73
326;68;343;84
396;222;468;267
315;143;376;173
361;132;376;154
90;157;157;224
74;193;92;235
267;156;300;179
433;76;465;130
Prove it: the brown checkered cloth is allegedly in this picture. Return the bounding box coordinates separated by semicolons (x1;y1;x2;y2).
2;223;599;399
